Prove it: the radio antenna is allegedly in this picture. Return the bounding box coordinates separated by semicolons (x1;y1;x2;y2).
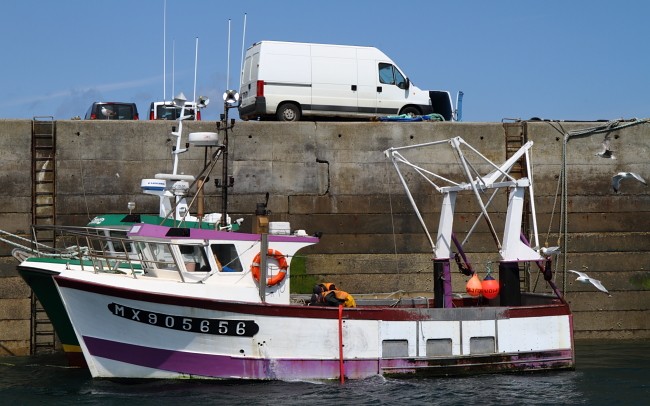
193;37;199;103
163;0;167;101
239;13;247;90
171;39;175;99
226;19;231;90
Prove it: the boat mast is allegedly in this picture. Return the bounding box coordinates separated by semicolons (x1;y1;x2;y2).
217;18;241;228
163;0;167;101
193;37;198;105
219;113;229;229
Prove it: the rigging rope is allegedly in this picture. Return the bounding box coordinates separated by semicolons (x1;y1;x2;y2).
385;159;403;292
76;132;92;221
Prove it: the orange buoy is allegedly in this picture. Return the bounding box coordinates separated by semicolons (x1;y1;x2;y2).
466;273;482;297
481;274;500;299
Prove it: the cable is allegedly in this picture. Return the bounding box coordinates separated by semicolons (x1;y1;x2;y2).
385;159;402;292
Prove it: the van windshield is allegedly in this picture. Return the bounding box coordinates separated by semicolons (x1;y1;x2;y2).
155;105;196;120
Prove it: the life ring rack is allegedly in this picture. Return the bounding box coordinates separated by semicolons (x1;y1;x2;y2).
251;248;289;286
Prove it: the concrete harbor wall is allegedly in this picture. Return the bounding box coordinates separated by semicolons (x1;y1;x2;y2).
1;118;649;355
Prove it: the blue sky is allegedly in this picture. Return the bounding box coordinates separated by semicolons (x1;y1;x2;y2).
1;0;648;122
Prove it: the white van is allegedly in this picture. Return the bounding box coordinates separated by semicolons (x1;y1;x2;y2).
238;41;453;122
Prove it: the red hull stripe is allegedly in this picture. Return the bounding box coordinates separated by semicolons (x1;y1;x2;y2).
55;275;571;321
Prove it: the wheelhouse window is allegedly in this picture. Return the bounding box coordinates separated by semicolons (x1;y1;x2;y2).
179;244;211;272
137;241;176;270
210;244;243;272
104;230;136;255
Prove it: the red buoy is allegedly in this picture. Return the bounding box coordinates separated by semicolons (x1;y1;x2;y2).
466;273;482;297
481;274;500;299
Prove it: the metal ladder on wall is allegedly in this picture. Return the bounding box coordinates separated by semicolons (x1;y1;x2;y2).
503;121;531;292
30;116;57;354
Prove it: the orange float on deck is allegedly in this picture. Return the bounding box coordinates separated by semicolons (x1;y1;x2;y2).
481;274;500;299
466;273;482;297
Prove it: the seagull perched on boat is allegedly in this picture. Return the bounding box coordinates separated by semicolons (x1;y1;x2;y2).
568;270;610;295
595;135;616;159
611;172;646;193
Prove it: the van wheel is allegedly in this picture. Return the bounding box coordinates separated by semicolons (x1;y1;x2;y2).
400;106;420;117
276;103;301;121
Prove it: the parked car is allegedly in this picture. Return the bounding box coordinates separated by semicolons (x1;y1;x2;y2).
149;101;201;120
84;102;139;120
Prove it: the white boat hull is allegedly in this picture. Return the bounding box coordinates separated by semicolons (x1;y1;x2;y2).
55;271;574;380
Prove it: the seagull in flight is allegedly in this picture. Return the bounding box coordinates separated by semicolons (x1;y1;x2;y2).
568;270;610;295
612;172;646;193
595;135;616;159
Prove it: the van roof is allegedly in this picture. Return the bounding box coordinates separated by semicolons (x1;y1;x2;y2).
250;40;379;51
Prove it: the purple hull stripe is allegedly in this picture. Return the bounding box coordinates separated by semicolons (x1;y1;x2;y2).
128;223;318;243
84;336;376;379
84;336;573;380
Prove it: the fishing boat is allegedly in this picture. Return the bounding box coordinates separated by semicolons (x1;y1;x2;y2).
44;135;574;380
16;101;231;366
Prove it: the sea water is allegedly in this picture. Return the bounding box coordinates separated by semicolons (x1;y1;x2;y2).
1;340;648;405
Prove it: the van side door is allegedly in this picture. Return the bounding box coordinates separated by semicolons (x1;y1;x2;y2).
311;45;358;116
376;62;408;115
356;59;377;115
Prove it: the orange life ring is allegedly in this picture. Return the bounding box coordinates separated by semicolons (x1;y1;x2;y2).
251;248;289;286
